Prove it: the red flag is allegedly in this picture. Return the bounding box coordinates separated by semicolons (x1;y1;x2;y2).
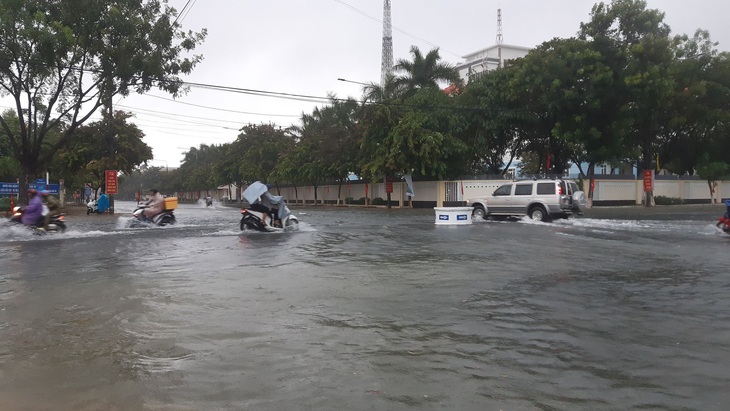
365;183;369;196
546;151;551;172
347;180;351;193
460;181;464;195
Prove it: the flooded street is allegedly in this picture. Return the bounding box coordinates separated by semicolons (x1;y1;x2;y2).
1;201;729;410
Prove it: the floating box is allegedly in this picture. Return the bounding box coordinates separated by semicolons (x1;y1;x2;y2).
163;197;178;210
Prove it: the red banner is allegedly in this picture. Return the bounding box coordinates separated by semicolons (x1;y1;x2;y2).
105;170;118;194
642;170;654;192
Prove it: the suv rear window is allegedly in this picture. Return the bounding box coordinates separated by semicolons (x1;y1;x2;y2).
514;184;532;195
536;182;555;195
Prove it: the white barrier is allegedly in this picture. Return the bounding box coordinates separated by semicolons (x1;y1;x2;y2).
434;207;473;225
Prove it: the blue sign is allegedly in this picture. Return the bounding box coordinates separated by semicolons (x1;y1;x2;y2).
36;178;46;191
457;214;468;220
0;182;60;195
439;214;449;220
0;182;19;195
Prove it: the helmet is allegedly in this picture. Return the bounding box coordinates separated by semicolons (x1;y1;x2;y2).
149;188;159;194
28;188;37;195
265;184;272;190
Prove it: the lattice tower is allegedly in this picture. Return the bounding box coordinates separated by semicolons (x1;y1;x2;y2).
496;8;503;45
380;0;393;87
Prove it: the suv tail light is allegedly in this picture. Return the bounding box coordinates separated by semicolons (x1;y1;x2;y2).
558;184;564;195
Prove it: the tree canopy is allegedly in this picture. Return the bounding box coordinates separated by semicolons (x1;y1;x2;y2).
0;0;206;199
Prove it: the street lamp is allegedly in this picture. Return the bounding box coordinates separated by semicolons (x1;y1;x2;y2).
337;78;371;86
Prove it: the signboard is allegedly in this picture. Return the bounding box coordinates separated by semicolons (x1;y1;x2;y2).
35;178;46;191
0;182;19;195
0;182;59;195
105;170;118;195
642;170;654;192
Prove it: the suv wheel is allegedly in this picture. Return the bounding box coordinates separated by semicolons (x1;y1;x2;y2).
472;206;487;220
529;206;548;222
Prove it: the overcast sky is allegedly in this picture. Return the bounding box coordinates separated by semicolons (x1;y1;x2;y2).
115;0;730;168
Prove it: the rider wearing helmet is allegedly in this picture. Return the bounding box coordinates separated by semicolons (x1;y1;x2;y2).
21;188;43;226
40;190;61;231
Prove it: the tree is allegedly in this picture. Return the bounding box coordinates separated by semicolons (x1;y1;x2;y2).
52;110;153;194
580;0;675;206
0;0;206;201
285;97;362;204
456;67;523;175
217;123;294;195
391;46;462;98
359;88;467;192
0;110;21;181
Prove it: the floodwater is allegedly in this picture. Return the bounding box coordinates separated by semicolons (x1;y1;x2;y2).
1;201;728;410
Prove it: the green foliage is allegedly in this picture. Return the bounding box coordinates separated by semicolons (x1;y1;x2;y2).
51;110;153;193
654;196;683;205
0;0;205;199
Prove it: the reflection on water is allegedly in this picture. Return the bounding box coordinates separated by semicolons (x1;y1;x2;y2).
0;203;729;410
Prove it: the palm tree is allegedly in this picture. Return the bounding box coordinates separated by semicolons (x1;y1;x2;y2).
391;46;462;98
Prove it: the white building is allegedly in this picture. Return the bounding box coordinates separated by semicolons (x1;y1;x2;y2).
455;44;531;83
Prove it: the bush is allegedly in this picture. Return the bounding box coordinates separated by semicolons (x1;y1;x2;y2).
371;197;387;205
654;195;683;205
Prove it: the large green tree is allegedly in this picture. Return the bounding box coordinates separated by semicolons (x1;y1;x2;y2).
0;0;206;201
52;110;153;196
580;0;675;206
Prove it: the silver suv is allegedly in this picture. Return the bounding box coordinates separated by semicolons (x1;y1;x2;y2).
467;179;586;221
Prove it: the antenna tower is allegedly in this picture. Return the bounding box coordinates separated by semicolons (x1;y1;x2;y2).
496;8;503;45
380;0;393;87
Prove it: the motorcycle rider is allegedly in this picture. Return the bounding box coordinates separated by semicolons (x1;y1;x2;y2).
40;190;61;231
21;188;43;226
143;188;165;220
250;184;279;226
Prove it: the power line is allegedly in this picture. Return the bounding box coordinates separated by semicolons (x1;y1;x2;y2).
332;0;463;59
140;93;300;118
173;0;197;25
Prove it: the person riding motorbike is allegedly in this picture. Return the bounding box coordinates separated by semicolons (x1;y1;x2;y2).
249;184;280;226
21;188;43;226
143;189;165;220
40;190;61;231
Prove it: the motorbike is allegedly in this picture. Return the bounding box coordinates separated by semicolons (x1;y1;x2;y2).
10;206;67;234
718;217;730;234
717;200;730;235
205;197;213;207
240;205;299;232
130;204;176;227
87;199;98;214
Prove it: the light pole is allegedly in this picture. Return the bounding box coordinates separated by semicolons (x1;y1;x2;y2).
337;78;370;86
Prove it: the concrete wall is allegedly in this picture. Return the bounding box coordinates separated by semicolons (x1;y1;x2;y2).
216;178;730;208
